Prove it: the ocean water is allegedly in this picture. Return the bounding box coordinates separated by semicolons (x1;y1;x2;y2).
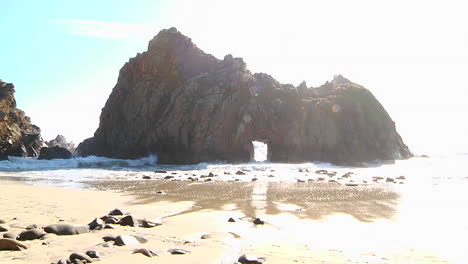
1;143;468;263
0;141;467;188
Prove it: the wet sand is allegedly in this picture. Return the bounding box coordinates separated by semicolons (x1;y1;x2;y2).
0;179;450;263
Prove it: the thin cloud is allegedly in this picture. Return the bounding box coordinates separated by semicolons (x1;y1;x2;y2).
57;19;156;40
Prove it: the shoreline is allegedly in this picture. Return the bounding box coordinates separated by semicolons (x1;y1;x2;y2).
0;179;451;263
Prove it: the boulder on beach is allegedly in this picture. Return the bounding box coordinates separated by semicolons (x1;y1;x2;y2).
0;238;28;251
76;27;411;166
17;228;45;241
44;224;89;235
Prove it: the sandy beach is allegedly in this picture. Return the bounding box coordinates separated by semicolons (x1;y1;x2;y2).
0;178;452;264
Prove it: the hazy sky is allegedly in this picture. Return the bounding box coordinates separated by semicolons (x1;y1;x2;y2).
1;0;467;155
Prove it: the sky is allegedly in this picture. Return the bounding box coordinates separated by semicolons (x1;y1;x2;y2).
1;0;467;155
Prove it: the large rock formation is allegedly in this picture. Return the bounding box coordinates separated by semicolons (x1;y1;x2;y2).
0;80;43;159
77;28;411;165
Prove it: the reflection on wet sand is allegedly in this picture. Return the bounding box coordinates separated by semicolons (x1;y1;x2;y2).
90;180;399;222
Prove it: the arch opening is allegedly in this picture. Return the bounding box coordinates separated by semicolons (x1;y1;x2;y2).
252;141;268;162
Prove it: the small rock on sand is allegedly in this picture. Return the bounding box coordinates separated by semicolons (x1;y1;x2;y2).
102;235;116;242
168;248;190;255
0;219;6;224
25;224;38;230
119;215;137;227
386;177;395;183
154;170;167;173
114;235;147;246
132;248;157;257
142;175;151;179
396;176;406;180
2;232;16;239
85;250;100;258
253;218;265;225
0;225;8;232
69;252;93;263
238;254;266;264
17;228;45;241
236;170;246;175
44;224;89;235
228;217;236;223
0;238;28;251
108;208;124;216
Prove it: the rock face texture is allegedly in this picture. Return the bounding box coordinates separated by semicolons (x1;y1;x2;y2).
0;80;43;159
77;28;411;165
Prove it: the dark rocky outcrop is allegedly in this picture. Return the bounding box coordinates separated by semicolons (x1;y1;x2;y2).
0;80;43;159
77;28;411;165
46;135;75;154
38;146;72;160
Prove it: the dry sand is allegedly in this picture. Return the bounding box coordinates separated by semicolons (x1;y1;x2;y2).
0;180;449;263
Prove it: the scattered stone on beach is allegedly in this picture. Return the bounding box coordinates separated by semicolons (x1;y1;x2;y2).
297;179;305;183
315;170;328;174
41;241;50;245
396;176;406;180
318;177;325;181
251;178;258;182
0;238;28;251
156;190;166;194
101;215;119;224
345;183;359;187
298;169;303;172
168;248;191;255
238;254;266;264
253;218;265;225
104;225;114;229
208;172;215;177
164;175;174;180
201;233;211;239
25;224;38;230
386;177;395;183
328;172;337;177
85;250;100;259
88;218;105;230
224;171;231;175
0;224;8;232
228;217;237;223
55;258;69;264
187;177;197;181
132;248;157;257
102;235;116;242
119;215;137;227
342;172;354;178
154;170;167;173
0;219;5;224
236;170;246;175
2;232;16;239
268;175;274;177
108;208;124;216
372;176;384;181
133;235;149;243
44;224;89;235
142;175;151;179
204;178;212;182
70;252;94;263
17;228;45;241
140;219;162;228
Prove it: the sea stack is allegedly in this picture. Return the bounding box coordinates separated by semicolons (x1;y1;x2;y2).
77;27;411;165
0;80;43;159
